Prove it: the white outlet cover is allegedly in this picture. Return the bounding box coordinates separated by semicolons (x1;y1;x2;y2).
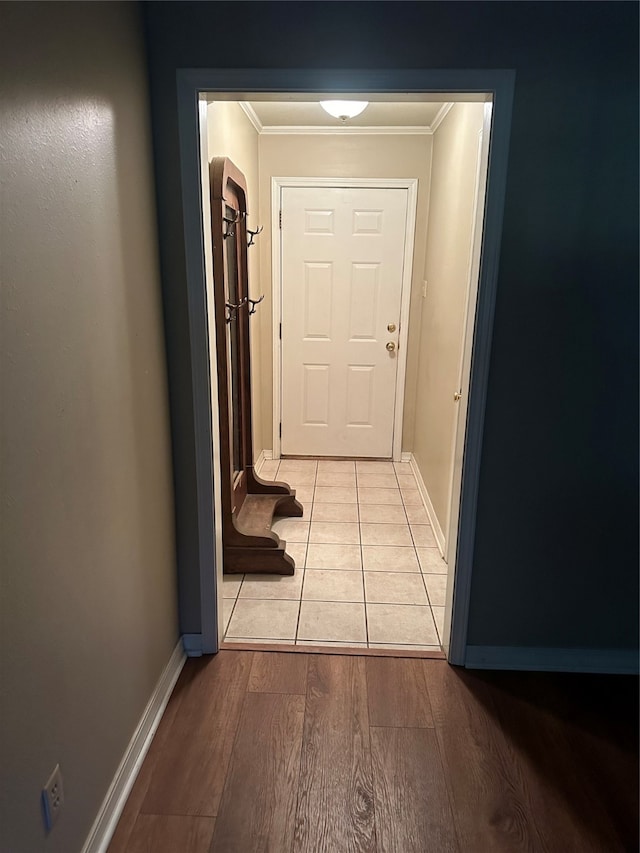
42;764;64;831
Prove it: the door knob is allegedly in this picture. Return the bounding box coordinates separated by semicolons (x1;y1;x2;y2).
454;390;462;401
386;341;396;352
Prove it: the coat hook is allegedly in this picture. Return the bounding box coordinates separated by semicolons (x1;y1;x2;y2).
225;296;248;323
247;294;265;316
223;210;243;239
247;225;263;247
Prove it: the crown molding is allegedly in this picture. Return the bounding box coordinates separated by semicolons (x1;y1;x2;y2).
429;102;455;133
260;124;433;136
238;101;263;133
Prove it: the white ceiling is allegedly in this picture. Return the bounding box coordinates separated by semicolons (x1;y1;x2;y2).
247;101;445;130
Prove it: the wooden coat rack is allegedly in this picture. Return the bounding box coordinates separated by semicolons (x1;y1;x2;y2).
210;157;302;575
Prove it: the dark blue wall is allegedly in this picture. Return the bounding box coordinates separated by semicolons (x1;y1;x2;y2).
142;1;639;648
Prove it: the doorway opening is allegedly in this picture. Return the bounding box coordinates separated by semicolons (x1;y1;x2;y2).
178;71;514;661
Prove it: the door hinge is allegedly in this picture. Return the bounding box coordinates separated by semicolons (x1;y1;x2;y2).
279;422;282;438
279;322;282;340
279;210;282;229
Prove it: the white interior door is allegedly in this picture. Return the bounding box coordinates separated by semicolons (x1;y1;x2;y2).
280;185;409;458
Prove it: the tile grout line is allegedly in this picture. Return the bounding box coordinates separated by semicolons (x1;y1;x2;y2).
355;463;371;648
293;466;315;645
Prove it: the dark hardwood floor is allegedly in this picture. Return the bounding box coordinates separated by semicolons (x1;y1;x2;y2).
108;651;638;853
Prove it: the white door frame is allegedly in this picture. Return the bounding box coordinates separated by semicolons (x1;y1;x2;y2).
272;177;418;462
176;68;515;663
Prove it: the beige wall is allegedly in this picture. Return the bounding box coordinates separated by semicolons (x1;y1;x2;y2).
207;102;263;459
0;4;178;851
257;133;433;452
412;103;485;537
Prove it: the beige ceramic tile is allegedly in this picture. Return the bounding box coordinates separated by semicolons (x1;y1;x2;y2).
368;643;442;652
357;473;398;489
297;601;367;643
259;462;280;479
303;570;364;602
425;574;447;607
401;489;423;506
358;504;407;524
285;542;307;568
355;461;395;474
358;487;402;506
292;485;314;505
222;575;243;599
431;606;445;641
239;570;304;600
271;518;310;543
226;598;300;639
404;505;429;525
362;545;420;572
280;470;316;486
361;523;412;546
411;525;438;548
315;471;357;488
393;462;413;474
311;502;359;523
222;597;236;631
224;637;295;645
396;474;418;490
297;640;367;648
309;521;360;545
305;543;362;571
364;572;428;605
277;459;317;472
417;547;447;573
316;460;355;473
366;603;439;645
314;486;357;503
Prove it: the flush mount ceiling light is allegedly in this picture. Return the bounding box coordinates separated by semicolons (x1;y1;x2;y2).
319;100;369;122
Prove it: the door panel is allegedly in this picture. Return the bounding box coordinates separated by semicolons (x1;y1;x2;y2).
281;186;408;457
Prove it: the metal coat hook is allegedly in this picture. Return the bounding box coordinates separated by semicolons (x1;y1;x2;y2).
247;295;265;316
223;210;243;239
247;225;263;247
225;297;247;323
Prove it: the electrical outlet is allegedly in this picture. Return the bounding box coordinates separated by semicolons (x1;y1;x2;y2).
42;764;64;832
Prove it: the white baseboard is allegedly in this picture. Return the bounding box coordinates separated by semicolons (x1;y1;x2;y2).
401;451;411;463
255;450;273;474
81;640;186;853
408;454;446;556
465;645;639;674
255;449;266;473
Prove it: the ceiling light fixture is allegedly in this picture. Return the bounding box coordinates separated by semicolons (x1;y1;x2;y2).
320;100;369;122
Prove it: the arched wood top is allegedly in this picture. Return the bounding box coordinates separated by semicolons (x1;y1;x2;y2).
210;156;248;214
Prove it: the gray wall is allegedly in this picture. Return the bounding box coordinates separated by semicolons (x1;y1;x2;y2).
143;1;638;652
0;3;179;851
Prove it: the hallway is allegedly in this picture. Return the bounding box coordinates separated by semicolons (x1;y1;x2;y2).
222;458;447;650
107;651;639;853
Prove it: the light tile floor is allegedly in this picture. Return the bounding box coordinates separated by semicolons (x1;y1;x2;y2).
222;458;448;651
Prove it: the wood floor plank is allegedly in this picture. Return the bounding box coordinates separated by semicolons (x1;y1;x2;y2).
248;651;309;694
486;671;633;853
366;657;433;728
125;814;215;853
108;657;202;851
370;726;459;853
141;652;252;817
211;692;305;852
425;661;547;852
294;655;376;853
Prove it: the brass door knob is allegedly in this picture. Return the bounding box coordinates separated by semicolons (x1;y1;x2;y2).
386;341;396;352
